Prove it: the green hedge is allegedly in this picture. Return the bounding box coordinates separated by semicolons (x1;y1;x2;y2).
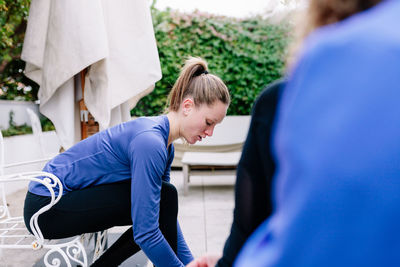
0;111;55;137
0;2;291;115
131;8;291;116
0;0;28;69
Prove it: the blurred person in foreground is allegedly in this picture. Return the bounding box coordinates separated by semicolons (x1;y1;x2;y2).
187;0;400;266
234;0;400;266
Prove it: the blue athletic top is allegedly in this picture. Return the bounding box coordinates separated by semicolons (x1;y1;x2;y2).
235;1;400;266
29;115;193;267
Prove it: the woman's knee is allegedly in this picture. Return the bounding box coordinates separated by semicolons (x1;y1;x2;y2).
160;181;178;212
161;181;178;199
23;191;50;234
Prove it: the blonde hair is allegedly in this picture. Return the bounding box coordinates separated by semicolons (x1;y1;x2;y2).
288;0;382;66
167;57;230;112
304;0;382;37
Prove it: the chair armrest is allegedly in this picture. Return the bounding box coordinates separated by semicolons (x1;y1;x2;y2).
3;157;54;168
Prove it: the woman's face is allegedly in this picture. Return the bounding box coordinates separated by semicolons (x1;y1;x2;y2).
180;100;228;144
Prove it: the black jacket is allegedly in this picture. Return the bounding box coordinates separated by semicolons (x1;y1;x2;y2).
216;79;285;267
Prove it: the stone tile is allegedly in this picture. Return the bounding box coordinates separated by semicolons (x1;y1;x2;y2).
180;230;207;258
206;238;228;254
189;246;207;258
206;222;232;236
179;195;204;204
206;220;233;231
204;186;234;198
0;248;46;267
179;217;205;235
205;205;233;213
179;207;204;218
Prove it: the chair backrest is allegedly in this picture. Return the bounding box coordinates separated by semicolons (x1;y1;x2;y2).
0;130;11;219
26;107;42;136
26;108;46;157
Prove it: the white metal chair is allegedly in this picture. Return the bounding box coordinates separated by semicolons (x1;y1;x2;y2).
26;107;47;157
181;151;242;195
0;131;107;266
26;107;60;159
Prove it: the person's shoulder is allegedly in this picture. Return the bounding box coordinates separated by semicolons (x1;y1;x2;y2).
133;129;166;148
116;116;166;151
252;79;285;116
127;131;168;162
304;1;399;56
257;79;285;102
124;116;159;128
123;116;166;136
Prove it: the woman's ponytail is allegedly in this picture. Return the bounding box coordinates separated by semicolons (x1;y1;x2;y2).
167;57;230;112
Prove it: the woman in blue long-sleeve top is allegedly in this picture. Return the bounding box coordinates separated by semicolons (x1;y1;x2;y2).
23;57;231;267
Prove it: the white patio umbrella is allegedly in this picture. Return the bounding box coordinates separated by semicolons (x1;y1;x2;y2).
21;0;162;149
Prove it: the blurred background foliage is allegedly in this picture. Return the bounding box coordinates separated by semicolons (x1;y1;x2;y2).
1;0;291;135
132;7;291;116
0;0;39;101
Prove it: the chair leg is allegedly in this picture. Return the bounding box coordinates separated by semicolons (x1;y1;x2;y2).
92;230;108;263
183;164;189;196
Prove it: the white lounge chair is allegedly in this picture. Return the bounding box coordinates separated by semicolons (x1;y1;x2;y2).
177;115;250;195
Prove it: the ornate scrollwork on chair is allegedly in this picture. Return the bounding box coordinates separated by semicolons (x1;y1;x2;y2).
0;172;87;266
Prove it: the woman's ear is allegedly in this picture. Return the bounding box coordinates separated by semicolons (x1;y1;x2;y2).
182;98;194;116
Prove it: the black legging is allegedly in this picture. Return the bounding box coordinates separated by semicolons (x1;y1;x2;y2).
24;180;178;266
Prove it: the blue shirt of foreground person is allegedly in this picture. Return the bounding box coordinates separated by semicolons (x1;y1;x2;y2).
235;1;400;266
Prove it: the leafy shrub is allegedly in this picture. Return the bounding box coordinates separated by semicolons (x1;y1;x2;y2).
0;59;39;101
41;116;55;131
0;111;55;137
131;8;291;116
0;0;39;101
0;0;29;69
1;111;32;137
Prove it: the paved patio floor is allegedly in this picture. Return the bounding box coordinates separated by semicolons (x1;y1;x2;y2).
0;170;235;266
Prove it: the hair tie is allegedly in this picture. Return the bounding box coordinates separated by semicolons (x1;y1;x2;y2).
194;69;209;76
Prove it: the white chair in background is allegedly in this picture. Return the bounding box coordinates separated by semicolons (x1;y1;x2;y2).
3;108;57;171
182;151;241;195
26;107;47;157
26;107;60;160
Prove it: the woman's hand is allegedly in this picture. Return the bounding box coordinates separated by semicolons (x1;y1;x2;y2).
186;254;221;267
